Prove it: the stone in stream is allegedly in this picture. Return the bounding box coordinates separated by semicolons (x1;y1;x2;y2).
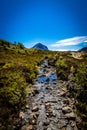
66;124;73;130
52;78;56;81
45;102;51;109
60;91;66;96
51;72;55;75
61;127;66;130
43;119;50;126
35;112;39;117
62;106;72;114
29;113;37;120
21;125;33;130
33;88;39;94
46;86;49;89
30;119;37;125
53;81;57;84
19;111;25;119
52;110;56;117
47;128;52;130
69;121;75;127
62;87;67;92
32;106;39;112
46;111;53;118
38;74;46;77
25;104;30;109
46;77;50;82
28;114;37;125
63;99;70;105
65;112;76;120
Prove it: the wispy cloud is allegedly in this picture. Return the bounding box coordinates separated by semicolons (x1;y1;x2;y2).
51;36;87;47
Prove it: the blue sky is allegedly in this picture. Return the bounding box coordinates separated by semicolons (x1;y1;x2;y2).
0;0;87;51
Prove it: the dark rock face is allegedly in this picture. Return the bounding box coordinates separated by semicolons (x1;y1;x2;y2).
32;43;48;50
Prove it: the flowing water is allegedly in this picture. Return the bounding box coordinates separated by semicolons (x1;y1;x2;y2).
20;60;78;130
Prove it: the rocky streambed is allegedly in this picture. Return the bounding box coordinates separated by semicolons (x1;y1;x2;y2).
19;60;78;130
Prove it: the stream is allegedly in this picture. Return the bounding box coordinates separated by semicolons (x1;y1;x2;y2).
19;60;78;130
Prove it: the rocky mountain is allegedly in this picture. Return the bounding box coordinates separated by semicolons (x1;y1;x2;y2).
79;46;87;52
32;43;48;50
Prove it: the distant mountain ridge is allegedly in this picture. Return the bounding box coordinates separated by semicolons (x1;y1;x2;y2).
32;43;48;50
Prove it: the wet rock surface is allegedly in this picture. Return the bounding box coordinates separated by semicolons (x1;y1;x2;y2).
20;60;78;130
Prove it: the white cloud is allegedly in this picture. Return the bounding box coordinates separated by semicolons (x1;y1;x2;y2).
51;36;87;47
84;40;87;42
50;48;68;51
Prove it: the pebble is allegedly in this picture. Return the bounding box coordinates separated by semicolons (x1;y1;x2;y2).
32;106;39;112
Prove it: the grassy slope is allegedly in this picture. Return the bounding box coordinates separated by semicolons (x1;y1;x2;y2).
0;40;57;129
